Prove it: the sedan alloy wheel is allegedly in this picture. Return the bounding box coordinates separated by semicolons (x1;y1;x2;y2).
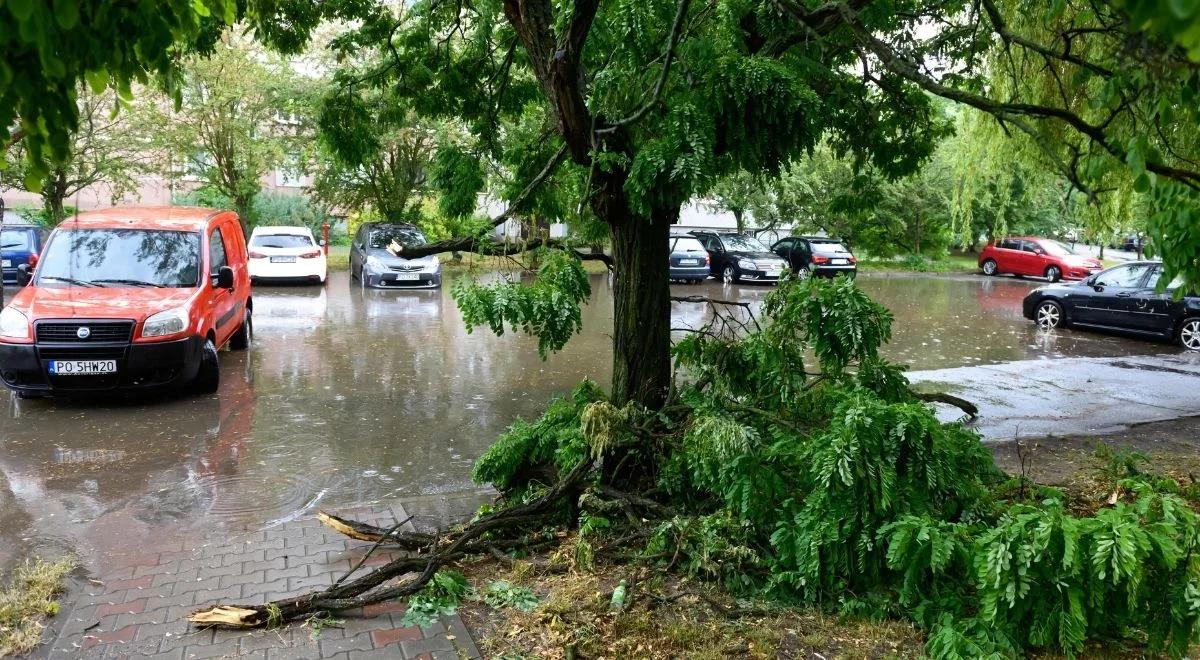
722;265;737;284
982;259;998;276
1180;318;1200;350
1036;300;1063;329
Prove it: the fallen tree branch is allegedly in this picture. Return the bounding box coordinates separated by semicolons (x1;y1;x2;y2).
316;511;435;549
189;460;595;629
912;389;979;421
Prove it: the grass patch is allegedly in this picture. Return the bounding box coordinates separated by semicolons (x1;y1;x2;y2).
326;248;610;275
0;556;76;656
856;252;980;274
457;553;925;659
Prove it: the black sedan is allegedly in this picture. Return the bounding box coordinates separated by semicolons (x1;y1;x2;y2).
1022;261;1200;349
690;230;788;284
771;236;857;279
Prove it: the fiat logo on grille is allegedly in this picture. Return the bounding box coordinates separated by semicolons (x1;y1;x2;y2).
76;326;91;339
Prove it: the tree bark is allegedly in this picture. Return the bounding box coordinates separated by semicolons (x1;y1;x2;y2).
608;200;673;409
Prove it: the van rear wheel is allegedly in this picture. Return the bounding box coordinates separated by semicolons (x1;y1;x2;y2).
192;338;220;394
229;309;252;350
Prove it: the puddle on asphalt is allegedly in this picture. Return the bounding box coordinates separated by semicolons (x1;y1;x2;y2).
0;270;1177;573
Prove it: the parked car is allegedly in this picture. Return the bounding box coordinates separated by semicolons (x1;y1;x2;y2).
1022;261;1200;349
247;226;327;284
669;234;710;283
980;236;1102;282
771;236;857;279
350;223;442;288
1;221;48;285
690;230;788;284
0;207;253;396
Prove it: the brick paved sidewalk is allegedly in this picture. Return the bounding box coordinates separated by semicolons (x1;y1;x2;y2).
39;504;482;659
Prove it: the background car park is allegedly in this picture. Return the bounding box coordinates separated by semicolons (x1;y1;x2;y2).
1;222;47;285
349;222;442;288
690;230;788;284
248;226;328;284
1022;261;1200;349
668;234;711;283
771;236;857;279
980;236;1102;282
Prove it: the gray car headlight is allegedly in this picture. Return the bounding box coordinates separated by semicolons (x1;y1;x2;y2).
365;256;384;271
424;256;440;272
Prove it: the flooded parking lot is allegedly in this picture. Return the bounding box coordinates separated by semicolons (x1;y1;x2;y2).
0;270;1178;574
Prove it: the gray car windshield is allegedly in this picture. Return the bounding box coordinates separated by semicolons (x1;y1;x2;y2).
368;226;427;249
720;234;768;252
36;229;201;288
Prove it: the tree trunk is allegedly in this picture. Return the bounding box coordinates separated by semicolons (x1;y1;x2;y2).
606;199;672;409
733;208;745;234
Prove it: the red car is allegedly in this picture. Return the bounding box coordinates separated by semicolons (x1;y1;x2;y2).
0;207;253;396
979;237;1102;282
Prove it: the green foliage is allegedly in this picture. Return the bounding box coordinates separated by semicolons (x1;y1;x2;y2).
483;581;539;613
399;570;471;627
430;144;486;220
452;250;591;358
474;276;1200;658
472;380;605;493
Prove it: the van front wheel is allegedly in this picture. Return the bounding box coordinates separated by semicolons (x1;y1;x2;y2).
192;338;220;394
229;309;252;350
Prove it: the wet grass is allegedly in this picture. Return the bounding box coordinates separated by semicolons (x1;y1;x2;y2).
458;552;925;659
0;556;76;656
856;253;980;274
325;248;610;275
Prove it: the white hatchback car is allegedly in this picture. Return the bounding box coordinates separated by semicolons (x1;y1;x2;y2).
247;226;327;284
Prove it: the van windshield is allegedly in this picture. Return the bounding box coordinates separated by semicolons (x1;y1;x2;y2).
36;229;201;288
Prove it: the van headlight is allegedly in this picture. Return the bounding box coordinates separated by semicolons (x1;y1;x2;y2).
142;307;189;338
0;307;29;340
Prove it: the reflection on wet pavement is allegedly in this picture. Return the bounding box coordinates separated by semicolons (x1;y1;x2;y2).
0;270;1177;574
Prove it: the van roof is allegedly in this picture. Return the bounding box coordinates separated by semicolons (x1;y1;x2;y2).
56;207;229;232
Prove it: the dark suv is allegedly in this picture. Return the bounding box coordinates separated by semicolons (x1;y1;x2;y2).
690;230;788;284
771;236;857;279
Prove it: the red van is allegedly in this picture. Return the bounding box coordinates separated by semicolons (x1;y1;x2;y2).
979;236;1102;282
0;207;253;396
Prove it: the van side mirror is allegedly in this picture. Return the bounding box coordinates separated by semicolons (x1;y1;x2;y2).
15;264;31;287
215;266;234;290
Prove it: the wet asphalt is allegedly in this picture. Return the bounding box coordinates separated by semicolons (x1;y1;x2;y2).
0;270;1185;574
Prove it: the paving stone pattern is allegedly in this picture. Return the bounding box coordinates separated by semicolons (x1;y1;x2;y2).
39;505;481;660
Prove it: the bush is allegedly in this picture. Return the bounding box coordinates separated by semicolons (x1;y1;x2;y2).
473;276;1200;658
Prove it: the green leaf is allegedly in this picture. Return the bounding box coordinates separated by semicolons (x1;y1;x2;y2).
53;0;80;29
84;69;108;95
7;0;36;21
1169;0;1200;20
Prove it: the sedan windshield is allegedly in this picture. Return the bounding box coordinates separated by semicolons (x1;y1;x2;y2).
37;229;201;288
720;234;768;252
252;233;313;248
368;226;427;250
1040;240;1076;256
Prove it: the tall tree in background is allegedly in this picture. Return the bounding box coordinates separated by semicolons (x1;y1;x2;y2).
1;89;152;223
145;36;306;232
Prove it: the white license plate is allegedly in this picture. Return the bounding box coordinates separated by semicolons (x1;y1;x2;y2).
1;260;10;267
832;258;848;265
395;273;420;281
48;359;117;375
677;259;699;265
270;256;296;263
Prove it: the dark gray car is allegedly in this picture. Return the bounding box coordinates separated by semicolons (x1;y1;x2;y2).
669;235;710;283
349;223;442;288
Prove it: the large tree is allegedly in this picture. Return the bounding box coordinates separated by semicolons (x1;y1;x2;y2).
1;89;151;223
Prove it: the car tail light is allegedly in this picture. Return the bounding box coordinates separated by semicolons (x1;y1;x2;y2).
27;254;38;268
812;255;830;264
848;256;857;264
249;251;266;259
299;250;322;259
705;254;711;265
